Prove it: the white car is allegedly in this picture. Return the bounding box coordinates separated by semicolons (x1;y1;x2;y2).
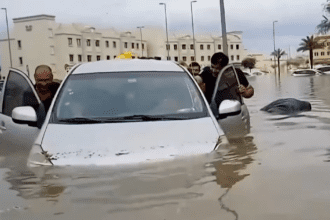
315;66;330;74
292;69;323;77
0;60;250;167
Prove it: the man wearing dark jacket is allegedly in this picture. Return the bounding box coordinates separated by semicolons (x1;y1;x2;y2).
196;52;254;103
34;65;60;112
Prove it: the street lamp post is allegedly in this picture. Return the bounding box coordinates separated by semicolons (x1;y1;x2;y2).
159;3;170;60
219;0;228;56
273;20;278;75
2;8;12;68
137;26;145;57
190;1;197;62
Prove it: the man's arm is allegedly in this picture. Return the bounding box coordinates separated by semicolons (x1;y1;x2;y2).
238;84;254;98
236;68;254;98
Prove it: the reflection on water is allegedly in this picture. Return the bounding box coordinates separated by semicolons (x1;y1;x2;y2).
1;135;257;219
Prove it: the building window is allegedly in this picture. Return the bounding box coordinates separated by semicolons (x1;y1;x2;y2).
236;44;239;50
124;42;128;48
107;55;110;60
87;55;92;62
190;44;194;50
97;55;101;61
166;44;170;50
174;56;178;61
114;55;117;59
174;44;178;50
327;42;330;46
321;52;325;56
167;57;171;60
78;55;82;62
208;56;211;61
142;44;145;50
132;43;135;49
218;44;221;50
328;52;330;56
95;40;100;47
231;55;234;61
106;41;109;48
113;41;117;48
50;46;54;55
68;38;73;46
200;44;204;50
69;54;74;62
19;57;23;65
237;55;240;61
201;56;204;61
76;38;81;47
230;44;233;50
315;52;318;56
25;25;32;31
18;40;22;49
191;56;195;61
183;56;187;61
182;44;186;50
87;39;91;46
207;44;211;50
137;43;139;49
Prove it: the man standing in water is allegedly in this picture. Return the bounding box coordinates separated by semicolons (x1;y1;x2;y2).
34;65;60;112
196;52;254;103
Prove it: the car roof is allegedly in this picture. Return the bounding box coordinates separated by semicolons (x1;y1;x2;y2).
72;59;185;74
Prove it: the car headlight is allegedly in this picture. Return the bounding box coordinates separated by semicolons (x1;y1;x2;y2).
27;144;53;167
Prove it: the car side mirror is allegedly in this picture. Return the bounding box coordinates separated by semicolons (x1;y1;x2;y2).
12;106;38;127
218;100;241;119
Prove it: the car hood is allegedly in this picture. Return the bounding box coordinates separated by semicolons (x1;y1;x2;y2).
41;117;222;166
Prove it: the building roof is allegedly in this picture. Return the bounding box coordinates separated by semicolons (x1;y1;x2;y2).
73;59;184;74
54;23;82;35
13;14;55;23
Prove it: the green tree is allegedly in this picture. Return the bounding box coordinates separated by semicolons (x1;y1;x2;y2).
296;36;318;69
241;57;257;73
271;49;286;78
316;0;330;34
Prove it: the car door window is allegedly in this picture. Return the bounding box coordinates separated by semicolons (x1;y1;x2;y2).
210;65;242;117
2;70;39;117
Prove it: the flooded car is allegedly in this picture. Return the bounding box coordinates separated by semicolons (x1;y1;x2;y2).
0;60;250;167
292;69;323;77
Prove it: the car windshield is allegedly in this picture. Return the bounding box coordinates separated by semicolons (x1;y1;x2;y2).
51;71;208;123
294;70;315;74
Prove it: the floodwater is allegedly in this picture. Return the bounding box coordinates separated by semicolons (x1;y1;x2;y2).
1;71;330;220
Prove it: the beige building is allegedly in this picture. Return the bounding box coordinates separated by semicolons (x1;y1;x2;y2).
313;35;330;65
0;14;148;82
165;31;248;66
0;14;250;81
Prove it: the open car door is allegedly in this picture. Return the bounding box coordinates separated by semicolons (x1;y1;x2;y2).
0;69;41;156
210;64;250;139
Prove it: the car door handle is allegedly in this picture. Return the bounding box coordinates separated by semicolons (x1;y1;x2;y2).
0;125;6;131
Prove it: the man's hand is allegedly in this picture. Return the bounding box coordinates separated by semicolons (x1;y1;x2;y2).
238;85;254;98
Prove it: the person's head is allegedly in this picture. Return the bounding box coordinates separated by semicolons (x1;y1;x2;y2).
34;65;53;92
189;62;201;75
179;61;188;69
210;52;229;76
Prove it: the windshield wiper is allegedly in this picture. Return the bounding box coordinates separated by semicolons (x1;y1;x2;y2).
58;117;104;124
97;115;188;122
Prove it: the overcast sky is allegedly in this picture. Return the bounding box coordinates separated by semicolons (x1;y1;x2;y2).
0;0;328;59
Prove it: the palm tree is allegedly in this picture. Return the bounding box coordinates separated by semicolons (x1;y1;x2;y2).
271;48;286;78
296;36;318;69
316;0;330;34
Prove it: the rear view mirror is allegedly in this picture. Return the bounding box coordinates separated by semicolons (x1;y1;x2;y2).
218;100;241;119
12;106;37;126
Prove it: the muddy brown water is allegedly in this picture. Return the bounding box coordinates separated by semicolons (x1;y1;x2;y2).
1;72;330;220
